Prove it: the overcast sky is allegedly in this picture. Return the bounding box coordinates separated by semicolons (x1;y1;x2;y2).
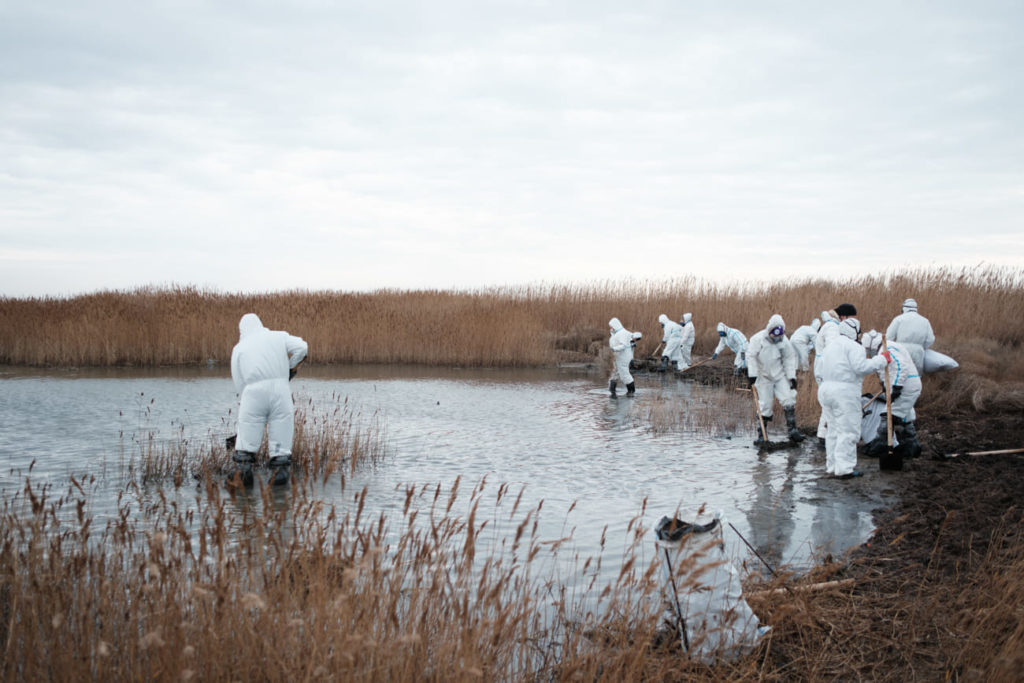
1;1;1022;297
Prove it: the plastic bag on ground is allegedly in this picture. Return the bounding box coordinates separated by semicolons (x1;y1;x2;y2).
922;349;958;373
654;511;767;664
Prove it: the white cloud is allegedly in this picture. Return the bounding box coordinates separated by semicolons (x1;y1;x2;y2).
1;1;1023;297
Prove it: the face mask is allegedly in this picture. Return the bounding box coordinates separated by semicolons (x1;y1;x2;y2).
718;332;726;337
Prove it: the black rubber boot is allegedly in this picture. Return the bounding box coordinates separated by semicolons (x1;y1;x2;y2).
626;382;636;396
785;406;804;442
609;380;618;398
902;421;922;459
660;356;669;371
268;455;291;487
228;450;256;488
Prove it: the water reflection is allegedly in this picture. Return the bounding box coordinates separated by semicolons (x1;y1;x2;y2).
0;365;895;576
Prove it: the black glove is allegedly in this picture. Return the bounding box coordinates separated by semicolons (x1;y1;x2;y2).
747;375;757;387
789;378;797;390
891;385;902;400
289;367;298;380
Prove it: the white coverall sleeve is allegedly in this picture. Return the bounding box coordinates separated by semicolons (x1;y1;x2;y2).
782;340;798;379
713;337;728;356
230;347;244;393
746;335;763;376
846;344;889;377
886;317;900;341
924;321;935;350
286;335;308;368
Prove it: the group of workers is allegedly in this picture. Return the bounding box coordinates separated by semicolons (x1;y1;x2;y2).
608;298;936;479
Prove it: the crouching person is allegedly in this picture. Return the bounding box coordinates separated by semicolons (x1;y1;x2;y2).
747;314;803;444
862;330;923;459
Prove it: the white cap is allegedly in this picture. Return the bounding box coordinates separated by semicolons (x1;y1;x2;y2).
861;329;882;353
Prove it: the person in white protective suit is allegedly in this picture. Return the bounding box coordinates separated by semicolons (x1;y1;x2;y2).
790;317;821;372
230;313;308;486
679;313;695;369
712;322;748;375
657;314;684;371
885;298;935;374
861;330;923;459
813;304;856;442
746;314;803;444
608;317;636;397
816;318;891;478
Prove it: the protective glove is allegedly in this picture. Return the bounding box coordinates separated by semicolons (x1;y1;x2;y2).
891;384;903;400
711;353;718;360
747;375;757;387
880;350;892;363
289;367;298;380
789;378;797;390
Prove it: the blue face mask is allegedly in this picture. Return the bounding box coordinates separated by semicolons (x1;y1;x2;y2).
718;331;726;337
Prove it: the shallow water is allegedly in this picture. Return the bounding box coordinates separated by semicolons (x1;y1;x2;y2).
0;364;895;578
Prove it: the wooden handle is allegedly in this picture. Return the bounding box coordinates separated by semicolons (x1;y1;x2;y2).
882;335;893;448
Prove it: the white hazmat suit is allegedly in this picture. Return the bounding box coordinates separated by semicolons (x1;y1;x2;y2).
861;330;922;422
816;319;889;477
790;318;821;371
679;313;695;369
712;323;748;373
231;313;308;457
658;314;684;368
813;311;842;439
746;314;798;419
885;298;935;373
608;317;635;395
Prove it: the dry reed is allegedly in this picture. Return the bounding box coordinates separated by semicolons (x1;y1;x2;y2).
2;266;1022;372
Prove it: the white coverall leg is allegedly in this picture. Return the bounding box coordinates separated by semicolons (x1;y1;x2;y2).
611;355;633;385
237;378;295;456
756;376;795;419
818;381;861;476
890;376;922;422
664;336;683;366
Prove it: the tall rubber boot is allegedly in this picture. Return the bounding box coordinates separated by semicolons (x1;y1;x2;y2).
268;454;292;487
785;406;804;442
626;382;636;396
228;450;255;488
609;380;618;398
902;421;922;459
866;417;888;458
754;415;771;447
660;356;669;371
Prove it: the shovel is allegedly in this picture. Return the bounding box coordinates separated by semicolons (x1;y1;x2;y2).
750;382;769;448
879;336;902;471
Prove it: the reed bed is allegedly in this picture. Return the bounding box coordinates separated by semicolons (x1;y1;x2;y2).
2;266;1022;371
127;393;386;486
3;464;1021;680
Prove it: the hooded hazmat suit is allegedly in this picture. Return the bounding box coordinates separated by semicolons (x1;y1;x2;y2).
230;314;308;457
816;319;889;477
712;323;748;372
679;313;695;369
658;314;684;367
608;317;634;390
862;331;922;423
790;318;821;372
746;315;798;419
885;298;934;372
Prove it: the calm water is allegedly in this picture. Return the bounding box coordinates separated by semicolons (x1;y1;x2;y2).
0;364;896;577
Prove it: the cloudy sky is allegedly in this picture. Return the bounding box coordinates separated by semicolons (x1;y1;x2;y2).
1;1;1022;297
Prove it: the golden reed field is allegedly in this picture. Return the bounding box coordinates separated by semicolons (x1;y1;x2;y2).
2;264;1024;680
2;265;1023;372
